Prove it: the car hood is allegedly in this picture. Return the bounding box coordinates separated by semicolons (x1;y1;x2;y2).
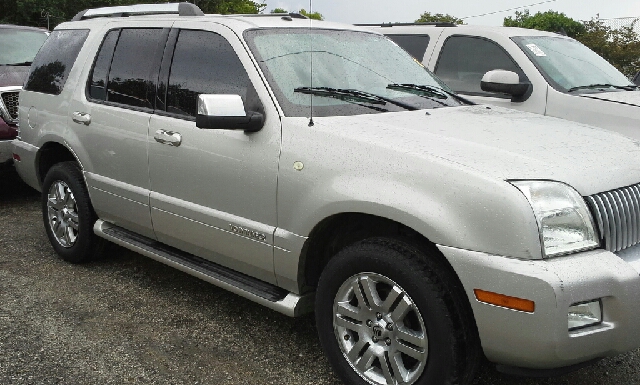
0;65;29;87
578;90;640;107
320;105;640;196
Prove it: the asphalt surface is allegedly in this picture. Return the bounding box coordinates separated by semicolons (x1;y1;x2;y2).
2;165;640;385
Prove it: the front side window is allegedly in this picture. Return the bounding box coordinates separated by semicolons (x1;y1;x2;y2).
105;28;168;109
165;29;260;118
244;28;462;117
24;29;89;95
0;28;48;65
435;35;526;96
512;36;635;93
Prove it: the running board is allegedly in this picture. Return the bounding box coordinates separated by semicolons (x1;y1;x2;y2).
94;220;313;317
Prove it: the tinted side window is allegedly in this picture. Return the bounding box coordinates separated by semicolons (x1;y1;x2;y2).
435;36;525;95
107;28;167;109
386;35;430;61
24;29;89;95
166;30;261;118
88;30;119;101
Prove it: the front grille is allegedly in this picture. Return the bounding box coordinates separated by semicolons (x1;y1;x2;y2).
585;183;640;252
1;91;19;121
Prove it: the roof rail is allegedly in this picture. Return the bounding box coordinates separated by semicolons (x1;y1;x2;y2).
354;22;457;28
71;2;204;21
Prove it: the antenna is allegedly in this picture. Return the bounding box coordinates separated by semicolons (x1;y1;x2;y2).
308;0;314;127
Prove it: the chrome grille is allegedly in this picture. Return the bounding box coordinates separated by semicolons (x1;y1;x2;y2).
585;183;640;252
1;91;19;121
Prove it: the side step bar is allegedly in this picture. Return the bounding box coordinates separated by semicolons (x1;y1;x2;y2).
94;220;314;317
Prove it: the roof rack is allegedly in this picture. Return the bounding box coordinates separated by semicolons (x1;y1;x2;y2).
71;2;204;21
354;22;457;28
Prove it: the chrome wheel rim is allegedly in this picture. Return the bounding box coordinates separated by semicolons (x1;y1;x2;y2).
333;272;428;385
47;181;79;248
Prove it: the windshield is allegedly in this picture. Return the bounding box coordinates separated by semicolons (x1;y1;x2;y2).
512;36;634;93
244;28;463;117
0;28;49;66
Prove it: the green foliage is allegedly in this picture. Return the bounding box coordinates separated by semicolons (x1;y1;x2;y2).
579;19;640;78
271;7;323;20
503;10;585;37
0;0;266;29
503;10;640;77
415;12;463;25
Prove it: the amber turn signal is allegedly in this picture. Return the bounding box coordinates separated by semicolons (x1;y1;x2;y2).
474;289;535;313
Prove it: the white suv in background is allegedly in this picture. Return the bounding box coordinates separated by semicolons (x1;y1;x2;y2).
367;24;640;139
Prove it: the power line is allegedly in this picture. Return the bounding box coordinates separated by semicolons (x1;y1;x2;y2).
462;0;557;20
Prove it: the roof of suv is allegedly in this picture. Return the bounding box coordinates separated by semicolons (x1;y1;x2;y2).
366;24;560;39
58;4;376;34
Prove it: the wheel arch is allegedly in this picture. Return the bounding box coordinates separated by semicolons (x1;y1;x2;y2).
36;141;82;186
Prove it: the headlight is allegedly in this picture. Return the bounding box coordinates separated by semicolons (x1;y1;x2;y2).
511;180;599;258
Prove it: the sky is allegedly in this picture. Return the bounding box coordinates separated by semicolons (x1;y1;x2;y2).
262;0;640;26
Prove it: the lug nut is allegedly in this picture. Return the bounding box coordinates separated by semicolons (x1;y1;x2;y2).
344;334;350;341
366;320;373;327
386;323;394;331
385;338;391;346
376;312;383;320
372;336;378;342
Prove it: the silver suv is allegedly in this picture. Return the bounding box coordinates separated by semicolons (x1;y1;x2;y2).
13;3;640;384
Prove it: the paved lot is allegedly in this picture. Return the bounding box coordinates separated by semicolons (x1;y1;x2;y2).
2;166;640;385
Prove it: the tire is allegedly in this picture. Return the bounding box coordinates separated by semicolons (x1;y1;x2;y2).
316;237;480;385
41;161;103;263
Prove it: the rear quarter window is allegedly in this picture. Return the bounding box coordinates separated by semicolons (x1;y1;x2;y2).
24;29;89;95
386;34;430;61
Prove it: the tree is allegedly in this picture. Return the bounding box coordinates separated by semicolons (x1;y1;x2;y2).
270;7;323;20
503;10;640;77
0;0;266;29
503;10;585;37
415;12;463;25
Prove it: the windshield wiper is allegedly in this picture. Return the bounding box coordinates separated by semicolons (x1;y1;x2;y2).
568;83;638;92
1;61;33;66
294;87;418;110
387;83;473;105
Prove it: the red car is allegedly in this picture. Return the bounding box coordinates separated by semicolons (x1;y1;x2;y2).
0;24;48;166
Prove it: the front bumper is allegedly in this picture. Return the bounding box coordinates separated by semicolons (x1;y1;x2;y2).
439;244;640;369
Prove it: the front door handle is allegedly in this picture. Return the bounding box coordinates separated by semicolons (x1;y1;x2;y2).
72;111;91;125
154;129;182;147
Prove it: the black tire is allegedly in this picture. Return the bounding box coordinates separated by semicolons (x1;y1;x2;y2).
41;161;103;263
316;237;480;385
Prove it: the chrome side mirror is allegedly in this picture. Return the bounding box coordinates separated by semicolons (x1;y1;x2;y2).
481;69;532;102
196;94;264;132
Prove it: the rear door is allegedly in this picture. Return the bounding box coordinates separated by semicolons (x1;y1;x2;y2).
70;21;172;238
147;22;281;284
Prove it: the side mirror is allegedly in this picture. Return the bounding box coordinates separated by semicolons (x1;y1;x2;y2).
196;94;264;132
633;71;640;86
481;69;532;102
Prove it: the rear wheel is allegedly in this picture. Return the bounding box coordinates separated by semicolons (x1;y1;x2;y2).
42;161;103;263
316;238;479;385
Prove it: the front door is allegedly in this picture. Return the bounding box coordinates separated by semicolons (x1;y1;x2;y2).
147;23;281;284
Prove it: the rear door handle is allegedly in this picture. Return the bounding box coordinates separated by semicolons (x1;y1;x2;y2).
72;111;91;125
154;129;182;147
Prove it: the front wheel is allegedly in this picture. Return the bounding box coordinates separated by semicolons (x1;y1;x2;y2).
42;161;103;263
316;238;479;385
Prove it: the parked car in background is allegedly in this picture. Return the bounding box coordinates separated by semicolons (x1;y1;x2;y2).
0;24;48;167
14;4;640;385
366;24;640;139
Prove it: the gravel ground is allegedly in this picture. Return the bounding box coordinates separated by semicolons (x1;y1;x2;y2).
1;165;640;385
